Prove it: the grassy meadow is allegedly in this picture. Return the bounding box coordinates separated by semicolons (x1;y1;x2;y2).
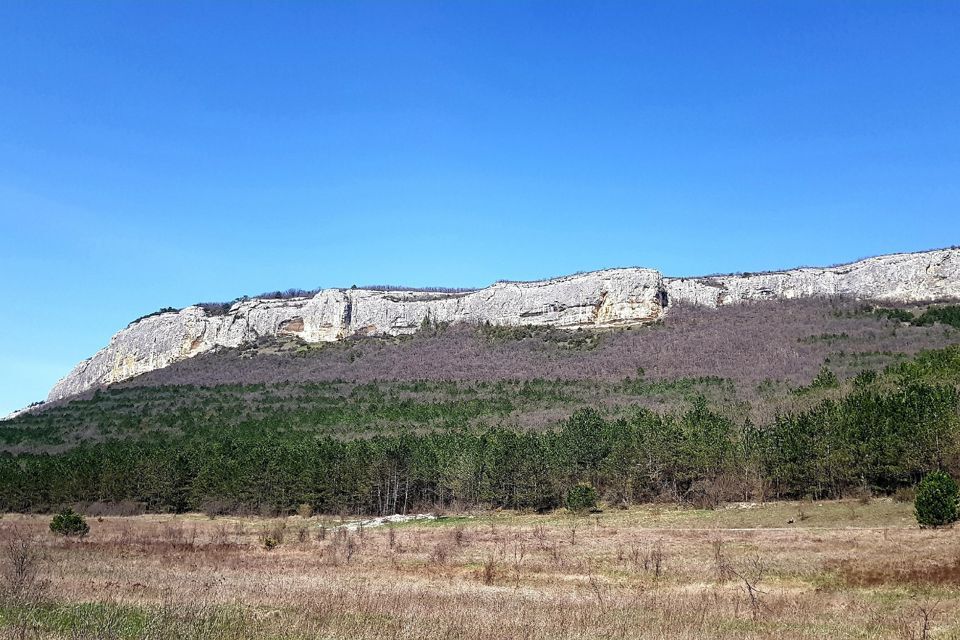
2;500;960;639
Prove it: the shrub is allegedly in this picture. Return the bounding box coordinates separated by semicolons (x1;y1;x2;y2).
129;307;180;326
197;302;232;316
809;366;839;390
874;307;914;324
566;483;599;514
1;528;48;603
913;305;960;329
853;370;878;388
49;509;89;538
915;470;959;528
259;521;286;549
262;536;280;550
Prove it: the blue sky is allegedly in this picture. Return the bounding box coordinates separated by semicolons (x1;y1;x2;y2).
1;1;959;414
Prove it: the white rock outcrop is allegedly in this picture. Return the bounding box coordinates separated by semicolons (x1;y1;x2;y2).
664;247;960;307
46;268;664;401
39;248;960;404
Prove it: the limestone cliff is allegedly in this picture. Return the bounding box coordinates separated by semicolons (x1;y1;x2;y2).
664;247;960;307
46;268;663;401
42;248;960;403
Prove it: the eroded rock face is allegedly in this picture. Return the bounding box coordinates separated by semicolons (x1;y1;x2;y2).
664;248;960;308
46;268;664;401
41;248;960;403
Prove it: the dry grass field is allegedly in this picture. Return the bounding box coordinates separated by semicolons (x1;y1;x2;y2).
2;500;960;639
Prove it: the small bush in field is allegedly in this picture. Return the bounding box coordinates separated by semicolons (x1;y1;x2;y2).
297;503;313;519
49;509;89;538
1;528;48;603
566;483;598;514
262;536;280;550
915;470;959;528
259;521;287;549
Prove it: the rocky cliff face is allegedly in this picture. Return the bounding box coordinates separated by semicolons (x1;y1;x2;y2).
47;268;664;401
43;248;960;403
664;247;960;307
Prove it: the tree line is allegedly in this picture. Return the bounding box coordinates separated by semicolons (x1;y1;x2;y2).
1;362;957;515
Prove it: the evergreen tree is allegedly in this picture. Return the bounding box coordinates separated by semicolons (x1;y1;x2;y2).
915;470;959;528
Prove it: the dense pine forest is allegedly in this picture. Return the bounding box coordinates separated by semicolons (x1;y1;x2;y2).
2;300;959;516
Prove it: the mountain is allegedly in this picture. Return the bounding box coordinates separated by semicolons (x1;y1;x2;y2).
4;249;960;515
29;247;960;406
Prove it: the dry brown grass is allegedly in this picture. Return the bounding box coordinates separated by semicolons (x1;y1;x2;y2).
1;500;959;639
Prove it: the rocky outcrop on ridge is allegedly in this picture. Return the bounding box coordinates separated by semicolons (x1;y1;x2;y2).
39;247;960;403
47;268;663;401
664;248;960;307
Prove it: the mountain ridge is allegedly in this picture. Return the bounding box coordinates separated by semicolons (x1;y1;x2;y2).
27;247;960;409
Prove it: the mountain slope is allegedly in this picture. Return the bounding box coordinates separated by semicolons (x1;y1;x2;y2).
7;298;960;447
30;246;960;406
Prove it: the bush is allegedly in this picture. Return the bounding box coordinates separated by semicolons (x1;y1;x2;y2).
49;509;90;538
259;521;286;550
1;528;48;603
874;307;914;324
915;470;959;528
129;307;180;326
810;366;839;390
262;536;280;550
566;483;598;514
913;305;960;329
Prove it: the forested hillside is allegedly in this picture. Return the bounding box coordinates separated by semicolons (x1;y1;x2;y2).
2;300;959;515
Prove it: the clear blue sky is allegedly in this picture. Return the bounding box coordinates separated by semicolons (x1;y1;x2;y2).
1;1;959;414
